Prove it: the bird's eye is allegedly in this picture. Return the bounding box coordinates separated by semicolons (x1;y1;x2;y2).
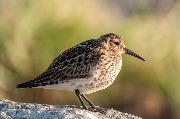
114;42;120;45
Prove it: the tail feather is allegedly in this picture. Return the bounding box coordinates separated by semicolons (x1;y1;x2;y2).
16;82;35;88
16;79;50;88
16;84;29;88
16;69;57;88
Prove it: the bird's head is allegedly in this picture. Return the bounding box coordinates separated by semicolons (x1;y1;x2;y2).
100;33;145;61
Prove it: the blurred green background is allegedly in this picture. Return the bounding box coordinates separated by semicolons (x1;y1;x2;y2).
0;0;180;119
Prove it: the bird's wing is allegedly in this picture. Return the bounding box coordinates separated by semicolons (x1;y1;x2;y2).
17;41;100;88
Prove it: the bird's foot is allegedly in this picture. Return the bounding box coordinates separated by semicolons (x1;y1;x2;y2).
87;106;107;114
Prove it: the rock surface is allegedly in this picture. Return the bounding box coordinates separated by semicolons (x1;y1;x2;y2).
0;99;141;119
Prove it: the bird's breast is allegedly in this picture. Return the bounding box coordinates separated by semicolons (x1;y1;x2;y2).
79;55;122;94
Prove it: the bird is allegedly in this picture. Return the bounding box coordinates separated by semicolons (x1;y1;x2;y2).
17;33;145;113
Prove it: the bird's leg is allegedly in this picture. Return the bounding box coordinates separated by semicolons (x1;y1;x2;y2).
75;89;87;109
75;89;106;114
81;94;106;114
81;94;96;109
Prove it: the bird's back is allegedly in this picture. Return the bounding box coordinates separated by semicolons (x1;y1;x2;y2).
17;39;102;89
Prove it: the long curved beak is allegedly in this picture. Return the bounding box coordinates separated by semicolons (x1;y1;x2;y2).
124;48;145;61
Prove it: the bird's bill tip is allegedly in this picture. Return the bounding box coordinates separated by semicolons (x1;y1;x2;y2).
124;48;145;61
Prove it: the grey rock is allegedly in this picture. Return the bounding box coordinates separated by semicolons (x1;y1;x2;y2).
0;99;141;119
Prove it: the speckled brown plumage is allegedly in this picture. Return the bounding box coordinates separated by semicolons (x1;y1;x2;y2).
17;33;145;113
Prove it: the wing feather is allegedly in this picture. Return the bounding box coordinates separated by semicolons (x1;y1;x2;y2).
17;39;101;88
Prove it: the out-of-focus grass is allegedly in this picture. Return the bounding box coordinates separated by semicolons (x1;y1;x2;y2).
0;0;180;119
